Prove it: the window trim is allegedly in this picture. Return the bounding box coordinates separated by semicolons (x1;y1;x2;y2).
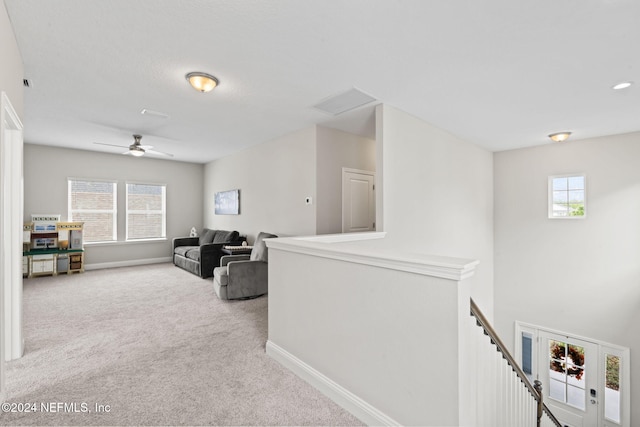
548;173;587;219
67;178;118;243
125;181;167;241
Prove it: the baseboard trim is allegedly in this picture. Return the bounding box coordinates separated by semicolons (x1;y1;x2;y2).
266;340;400;426
85;257;172;271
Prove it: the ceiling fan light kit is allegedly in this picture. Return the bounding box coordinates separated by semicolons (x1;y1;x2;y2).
185;72;219;93
548;131;572;143
129;147;145;157
94;134;174;158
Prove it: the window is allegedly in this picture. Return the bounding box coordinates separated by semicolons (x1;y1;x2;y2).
521;331;534;383
549;175;586;218
604;352;622;424
548;339;586;409
126;183;166;240
68;179;117;243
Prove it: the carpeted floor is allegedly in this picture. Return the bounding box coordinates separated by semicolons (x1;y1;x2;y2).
2;263;363;426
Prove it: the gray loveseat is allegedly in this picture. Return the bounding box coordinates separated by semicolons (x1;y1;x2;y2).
173;229;244;279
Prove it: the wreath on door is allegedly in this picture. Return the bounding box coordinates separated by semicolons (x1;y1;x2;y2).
549;341;584;380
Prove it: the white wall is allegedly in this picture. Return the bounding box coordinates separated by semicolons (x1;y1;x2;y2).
24;144;204;267
203;126;317;242
494;132;640;424
315;126;375;235
267;235;477;426
0;1;23;119
377;104;495;314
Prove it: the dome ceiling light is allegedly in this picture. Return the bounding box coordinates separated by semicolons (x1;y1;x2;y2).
548;132;572;143
185;72;219;93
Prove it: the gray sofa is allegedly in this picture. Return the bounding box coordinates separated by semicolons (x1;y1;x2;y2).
173;229;244;279
213;232;277;300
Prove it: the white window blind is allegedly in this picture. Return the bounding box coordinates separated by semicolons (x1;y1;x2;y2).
68;179;117;242
126;183;166;240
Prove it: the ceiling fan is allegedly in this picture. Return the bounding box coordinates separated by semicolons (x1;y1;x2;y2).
94;134;173;158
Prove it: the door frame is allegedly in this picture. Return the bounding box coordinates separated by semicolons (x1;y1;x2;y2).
341;168;375;233
515;322;630;427
1;92;24;376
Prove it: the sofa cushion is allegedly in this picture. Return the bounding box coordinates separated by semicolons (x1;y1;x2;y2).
174;246;198;257
185;247;201;261
213;230;239;244
213;266;228;286
199;229;216;246
250;232;278;262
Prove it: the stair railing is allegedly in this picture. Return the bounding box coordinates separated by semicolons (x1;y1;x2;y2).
470;298;561;427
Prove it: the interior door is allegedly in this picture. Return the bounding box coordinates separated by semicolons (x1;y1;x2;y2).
538;331;599;427
342;169;375;233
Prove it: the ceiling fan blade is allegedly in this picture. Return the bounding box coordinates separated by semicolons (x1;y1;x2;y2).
94;142;129;149
147;149;174;157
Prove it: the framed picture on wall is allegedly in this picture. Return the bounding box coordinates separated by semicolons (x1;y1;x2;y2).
215;189;240;215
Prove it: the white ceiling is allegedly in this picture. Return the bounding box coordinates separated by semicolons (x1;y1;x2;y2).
4;0;640;164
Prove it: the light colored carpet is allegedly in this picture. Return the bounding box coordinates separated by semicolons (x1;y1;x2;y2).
3;263;363;426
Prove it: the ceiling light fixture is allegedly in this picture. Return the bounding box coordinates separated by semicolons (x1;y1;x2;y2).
129;146;145;157
185;72;219;93
612;81;633;90
548;132;572;143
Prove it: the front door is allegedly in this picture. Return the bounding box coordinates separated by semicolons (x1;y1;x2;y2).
538;331;599;427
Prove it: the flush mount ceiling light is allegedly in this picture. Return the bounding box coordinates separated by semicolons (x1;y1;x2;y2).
548;132;572;142
612;81;633;90
185;72;219;93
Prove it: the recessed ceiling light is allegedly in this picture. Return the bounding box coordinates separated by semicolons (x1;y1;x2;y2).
612;81;633;90
548;132;572;142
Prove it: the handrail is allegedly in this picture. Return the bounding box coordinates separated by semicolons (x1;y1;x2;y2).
470;298;561;427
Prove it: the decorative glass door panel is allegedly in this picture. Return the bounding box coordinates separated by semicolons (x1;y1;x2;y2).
539;332;598;427
548;340;586;409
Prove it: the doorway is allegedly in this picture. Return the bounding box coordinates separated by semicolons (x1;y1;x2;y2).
516;323;629;427
342;168;375;233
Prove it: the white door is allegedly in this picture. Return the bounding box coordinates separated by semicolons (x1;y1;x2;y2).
517;324;630;427
342;169;375;233
538;331;598;427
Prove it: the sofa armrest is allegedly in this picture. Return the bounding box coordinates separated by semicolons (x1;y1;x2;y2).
220;254;251;267
226;260;269;299
199;242;226;254
173;236;198;250
198;243;227;278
